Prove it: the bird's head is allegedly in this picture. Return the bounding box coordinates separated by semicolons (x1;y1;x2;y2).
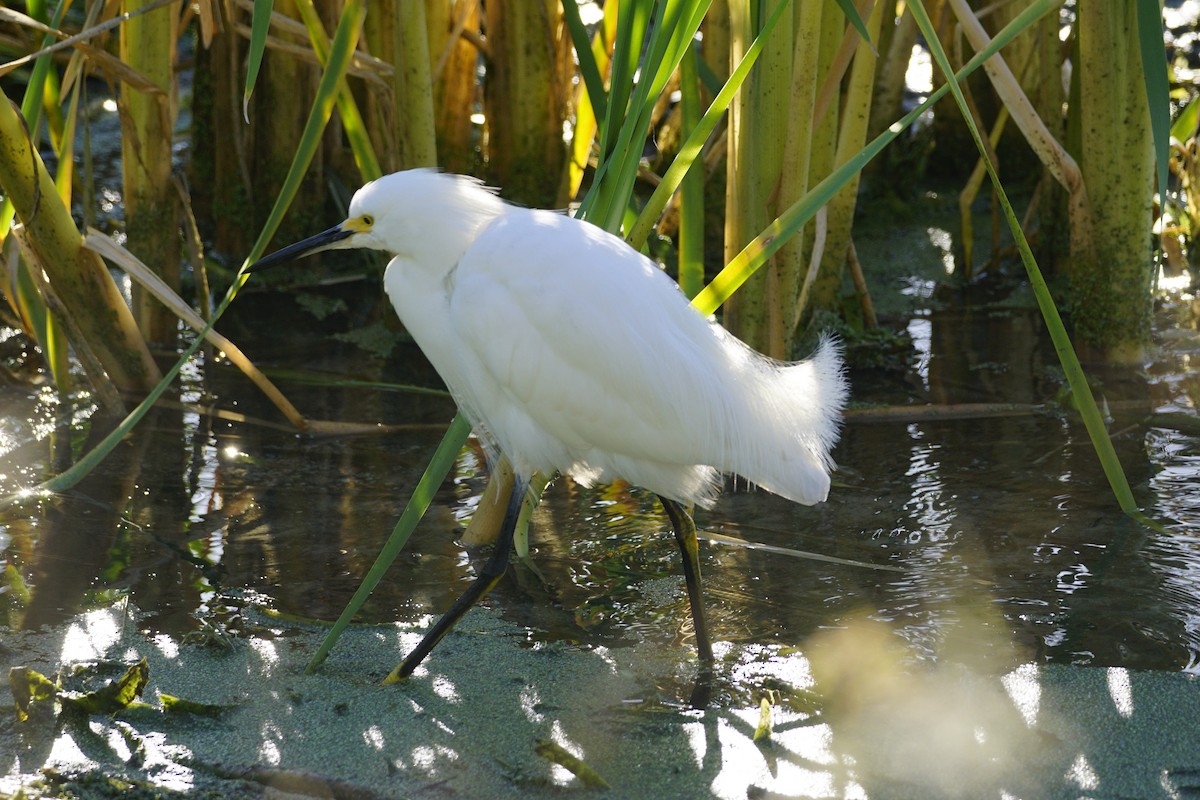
244;170;506;276
244;184;391;275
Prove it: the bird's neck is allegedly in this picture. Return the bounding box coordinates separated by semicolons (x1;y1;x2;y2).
382;253;472;410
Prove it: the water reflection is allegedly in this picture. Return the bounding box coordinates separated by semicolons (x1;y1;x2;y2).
1;299;1199;674
4;293;1200;797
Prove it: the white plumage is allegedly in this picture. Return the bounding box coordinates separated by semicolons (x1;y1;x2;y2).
344;169;846;507
249;168;849;678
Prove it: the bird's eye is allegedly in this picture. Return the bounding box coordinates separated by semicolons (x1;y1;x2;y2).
362;215;374;227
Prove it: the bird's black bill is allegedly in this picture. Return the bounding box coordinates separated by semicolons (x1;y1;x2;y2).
246;224;353;272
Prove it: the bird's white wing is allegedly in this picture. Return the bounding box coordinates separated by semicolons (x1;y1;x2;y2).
448;209;730;480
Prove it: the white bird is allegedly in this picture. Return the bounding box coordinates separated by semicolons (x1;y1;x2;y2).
248;169;847;678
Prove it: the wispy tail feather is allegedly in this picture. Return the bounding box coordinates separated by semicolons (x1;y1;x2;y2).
735;336;847;506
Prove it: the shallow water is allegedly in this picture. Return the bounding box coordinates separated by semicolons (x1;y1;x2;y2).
3;281;1197;666
2;260;1199;797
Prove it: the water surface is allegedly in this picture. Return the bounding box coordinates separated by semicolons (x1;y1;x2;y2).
2;255;1198;798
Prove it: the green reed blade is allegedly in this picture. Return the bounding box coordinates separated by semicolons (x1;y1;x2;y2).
306;414;472;674
628;0;790;251
1136;0;1170;201
561;0;607;124
908;0;1138;515
831;0;872;47
243;0;273;122
293;0;381;182
690;0;1061;317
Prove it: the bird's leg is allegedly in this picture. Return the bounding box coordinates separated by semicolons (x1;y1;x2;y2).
658;496;714;664
391;477;528;680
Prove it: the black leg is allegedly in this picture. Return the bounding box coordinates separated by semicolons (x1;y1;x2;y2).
390;476;528;680
658;496;714;664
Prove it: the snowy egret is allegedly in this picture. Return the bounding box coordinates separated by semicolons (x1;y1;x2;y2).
248;169;847;678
